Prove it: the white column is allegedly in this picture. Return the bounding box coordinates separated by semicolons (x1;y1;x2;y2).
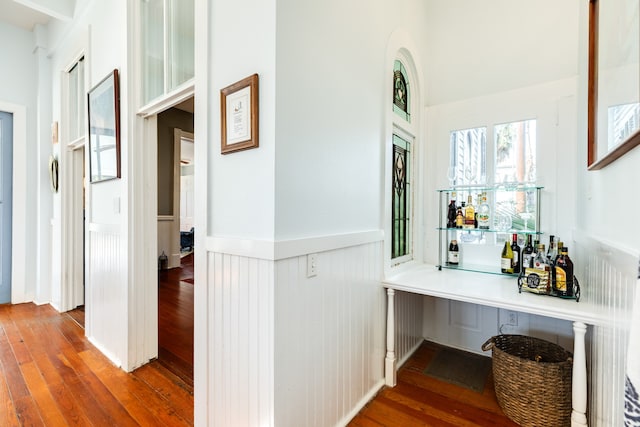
385;288;396;386
33;23;53;305
571;321;588;427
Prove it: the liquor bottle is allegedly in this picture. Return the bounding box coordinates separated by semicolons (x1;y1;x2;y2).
554;246;574;297
448;239;459;265
456;205;464;228
477;192;491;229
501;239;514;274
533;243;548;271
533;243;550;293
511;233;521;274
547;235;558;292
547;235;557;263
464;195;475;229
447;198;457;228
522;235;535;269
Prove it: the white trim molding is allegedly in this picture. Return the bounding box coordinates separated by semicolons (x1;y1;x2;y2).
0;101;29;304
205;230;384;261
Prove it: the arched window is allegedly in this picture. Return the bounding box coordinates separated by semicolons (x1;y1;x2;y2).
393;60;410;122
390;56;417;265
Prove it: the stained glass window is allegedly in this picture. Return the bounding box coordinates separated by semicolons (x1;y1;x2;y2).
393;60;410;122
392;134;411;259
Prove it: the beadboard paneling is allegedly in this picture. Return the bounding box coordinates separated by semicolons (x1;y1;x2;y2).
574;231;639;426
274;242;394;427
86;226;125;366
394;289;425;366
207;251;275;427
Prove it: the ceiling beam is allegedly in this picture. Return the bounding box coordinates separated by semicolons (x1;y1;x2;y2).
12;0;74;21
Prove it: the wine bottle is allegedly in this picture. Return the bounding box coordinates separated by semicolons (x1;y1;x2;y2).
522;235;534;269
448;239;459;265
547;235;557;292
555;246;574;297
501;239;514;274
547;235;557;263
447;198;457;228
511;233;521;274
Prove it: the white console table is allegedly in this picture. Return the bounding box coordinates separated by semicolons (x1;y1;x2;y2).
383;264;607;427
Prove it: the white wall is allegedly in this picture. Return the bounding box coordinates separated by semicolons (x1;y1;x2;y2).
0;22;38;303
274;0;429;240
206;0;276;241
424;0;579;106
45;0;130;367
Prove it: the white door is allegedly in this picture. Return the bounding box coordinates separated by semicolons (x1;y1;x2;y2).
0;111;13;304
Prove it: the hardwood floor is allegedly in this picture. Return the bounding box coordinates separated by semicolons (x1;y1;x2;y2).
2;260;515;427
0;302;193;426
158;253;194;389
349;341;518;427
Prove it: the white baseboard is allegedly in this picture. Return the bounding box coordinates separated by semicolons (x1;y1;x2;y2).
336;378;385;427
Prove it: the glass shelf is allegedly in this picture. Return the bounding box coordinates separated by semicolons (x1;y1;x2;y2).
438;262;523;277
437;184;543;276
437;227;543;235
437;184;543;193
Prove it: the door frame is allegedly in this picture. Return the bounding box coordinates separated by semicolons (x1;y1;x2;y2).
60;52;89;313
0;101;27;304
173;129;194;263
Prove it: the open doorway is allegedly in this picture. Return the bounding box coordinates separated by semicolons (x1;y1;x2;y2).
156;98;195;387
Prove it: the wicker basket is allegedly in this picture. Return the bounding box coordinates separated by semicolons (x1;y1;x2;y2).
481;335;573;427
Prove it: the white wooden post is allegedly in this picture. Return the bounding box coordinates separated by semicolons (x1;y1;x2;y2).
571;321;588;427
385;288;396;386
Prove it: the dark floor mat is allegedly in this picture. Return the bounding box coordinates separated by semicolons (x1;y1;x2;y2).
424;346;492;393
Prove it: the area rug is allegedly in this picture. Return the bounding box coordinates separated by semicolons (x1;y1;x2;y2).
424;346;492;393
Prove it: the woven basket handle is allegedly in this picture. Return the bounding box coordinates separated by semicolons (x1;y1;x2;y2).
481;337;495;352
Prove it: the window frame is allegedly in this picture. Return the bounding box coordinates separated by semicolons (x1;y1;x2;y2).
385;49;422;273
140;0;195;107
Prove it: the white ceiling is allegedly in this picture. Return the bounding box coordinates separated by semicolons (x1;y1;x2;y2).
0;0;51;31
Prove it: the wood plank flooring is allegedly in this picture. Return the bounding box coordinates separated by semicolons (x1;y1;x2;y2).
2;256;516;426
349;341;518;427
158;253;194;388
0;302;193;426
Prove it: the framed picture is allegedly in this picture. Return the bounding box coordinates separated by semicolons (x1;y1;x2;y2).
88;69;121;182
220;73;259;154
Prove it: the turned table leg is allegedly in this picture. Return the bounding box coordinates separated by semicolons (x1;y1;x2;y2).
572;321;588;427
385;288;396;386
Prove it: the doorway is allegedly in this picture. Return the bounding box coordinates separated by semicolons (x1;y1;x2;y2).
0;111;13;304
155;99;194;386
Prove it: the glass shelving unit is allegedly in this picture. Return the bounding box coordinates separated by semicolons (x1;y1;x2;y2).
437;184;544;276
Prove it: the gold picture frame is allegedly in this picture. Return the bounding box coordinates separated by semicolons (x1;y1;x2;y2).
220;74;259;154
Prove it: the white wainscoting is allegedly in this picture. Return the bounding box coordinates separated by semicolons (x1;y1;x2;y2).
394;290;426;366
574;230;639;427
274;241;390;427
86;223;125;367
206;251;275;427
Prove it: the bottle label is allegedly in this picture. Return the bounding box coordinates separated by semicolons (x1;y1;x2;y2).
448;251;459;264
501;258;512;269
555;266;567;291
513;252;519;265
